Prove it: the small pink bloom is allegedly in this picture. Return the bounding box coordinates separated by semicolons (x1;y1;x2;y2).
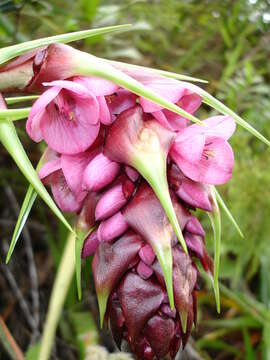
97;211;129;242
27;79;100;154
82;153;120;192
170;115;235;184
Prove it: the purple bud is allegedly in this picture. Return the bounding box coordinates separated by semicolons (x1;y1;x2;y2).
125;165;139;182
81;230;99;258
82;153;120;192
186;216;205;237
139;245;155;266
95;177;134;221
97;211;129;242
137;261;153;280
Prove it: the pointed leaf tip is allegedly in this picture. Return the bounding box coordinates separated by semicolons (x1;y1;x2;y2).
0;121;74;235
214;187;244;238
208;186;221;313
0;24;132;65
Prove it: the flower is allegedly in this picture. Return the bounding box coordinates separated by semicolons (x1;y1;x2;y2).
27;79;100;154
1;45;237;359
170;115;236;184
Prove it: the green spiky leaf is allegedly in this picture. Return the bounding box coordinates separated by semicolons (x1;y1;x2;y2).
0;121;74;235
104;59;208;83
0;24;132;66
75;53;203;125
201;90;270;147
214;187;244;238
6;187;37;263
5;151;49;263
75;227;95;300
208;185;221;313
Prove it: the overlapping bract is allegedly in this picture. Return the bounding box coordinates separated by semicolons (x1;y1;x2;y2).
3;44;236;359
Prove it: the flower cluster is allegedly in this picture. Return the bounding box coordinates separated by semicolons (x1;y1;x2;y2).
19;44;235;359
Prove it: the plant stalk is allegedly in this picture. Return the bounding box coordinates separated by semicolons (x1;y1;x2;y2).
39;232;75;360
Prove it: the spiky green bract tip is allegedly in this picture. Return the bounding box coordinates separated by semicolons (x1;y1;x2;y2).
0;120;74;235
123;183;176;309
208;186;221;313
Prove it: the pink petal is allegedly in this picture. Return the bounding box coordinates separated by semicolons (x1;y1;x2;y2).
191;136;234;184
176;178;212;211
50;170;82;212
107;89;137;115
203;115;236;140
40;92;100;154
73;76;118;96
171;132;206;165
139;77;187;113
97;212;129;242
153;109;189;131
61;151;94;202
26;86;61;142
39;159;61;181
82;153;120;192
179;93;202;115
98;96;113;125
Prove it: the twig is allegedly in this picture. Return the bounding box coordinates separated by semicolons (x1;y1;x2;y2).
1;246;37;332
0;218;46;232
0;315;24;360
5;186;40;342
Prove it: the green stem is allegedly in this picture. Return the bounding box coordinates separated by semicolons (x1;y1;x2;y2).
39;232;75;360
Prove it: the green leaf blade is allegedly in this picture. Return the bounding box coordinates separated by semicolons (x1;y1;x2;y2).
0;24;132;66
214;187;244;238
208;186;222;313
6;186;37;263
201;90;270;147
0;121;74;235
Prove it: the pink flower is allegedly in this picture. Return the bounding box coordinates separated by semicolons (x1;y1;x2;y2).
110;65;202;131
38;146;99;212
170;115;236;184
139;77;202;131
27;79;100;154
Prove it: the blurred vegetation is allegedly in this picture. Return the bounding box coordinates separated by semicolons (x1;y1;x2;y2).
0;0;270;359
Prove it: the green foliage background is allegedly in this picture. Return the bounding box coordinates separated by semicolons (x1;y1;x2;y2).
0;0;270;359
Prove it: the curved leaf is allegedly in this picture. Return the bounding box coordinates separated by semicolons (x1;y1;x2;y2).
0;24;132;66
214;187;244;238
0;121;74;234
208;186;221;313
